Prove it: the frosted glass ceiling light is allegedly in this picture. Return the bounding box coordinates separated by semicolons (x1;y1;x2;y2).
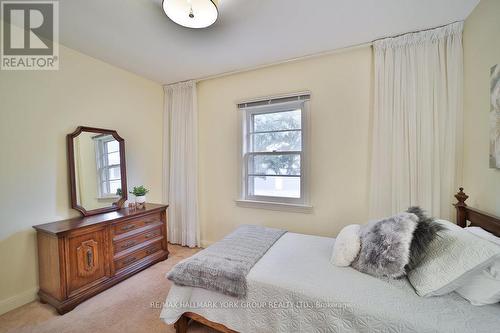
162;0;219;29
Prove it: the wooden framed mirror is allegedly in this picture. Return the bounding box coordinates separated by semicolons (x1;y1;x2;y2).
67;126;127;216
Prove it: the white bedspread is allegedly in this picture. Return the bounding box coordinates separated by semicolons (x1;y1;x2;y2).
160;233;500;333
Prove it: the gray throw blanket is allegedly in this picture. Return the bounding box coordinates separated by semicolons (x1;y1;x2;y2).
167;224;287;298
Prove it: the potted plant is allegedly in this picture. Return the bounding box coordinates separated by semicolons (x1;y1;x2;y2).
129;186;149;206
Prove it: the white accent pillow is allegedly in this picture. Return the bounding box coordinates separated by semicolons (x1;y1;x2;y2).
455;227;500;305
331;224;361;267
407;220;500;297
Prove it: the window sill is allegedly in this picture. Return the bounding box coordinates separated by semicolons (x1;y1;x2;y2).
235;199;313;214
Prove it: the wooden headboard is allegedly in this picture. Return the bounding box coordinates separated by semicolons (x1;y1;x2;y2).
455;188;500;237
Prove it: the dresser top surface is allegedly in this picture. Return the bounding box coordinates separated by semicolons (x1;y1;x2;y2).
33;203;168;235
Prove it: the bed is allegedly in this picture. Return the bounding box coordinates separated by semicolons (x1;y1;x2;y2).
160;188;500;333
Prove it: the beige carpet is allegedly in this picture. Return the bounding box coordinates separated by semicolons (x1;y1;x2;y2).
0;245;216;333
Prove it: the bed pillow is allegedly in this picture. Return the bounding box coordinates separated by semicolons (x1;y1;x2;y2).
351;213;418;278
407;221;500;297
454;262;500;305
465;226;500;245
454;227;500;305
331;224;361;267
435;218;462;231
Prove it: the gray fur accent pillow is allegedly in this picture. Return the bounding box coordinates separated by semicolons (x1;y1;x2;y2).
405;206;445;271
352;213;418;278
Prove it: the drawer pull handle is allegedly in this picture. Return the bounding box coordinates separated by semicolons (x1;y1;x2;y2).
122;240;136;249
123;257;137;265
86;249;93;268
146;248;157;255
121;224;135;231
144;233;156;239
144;220;156;224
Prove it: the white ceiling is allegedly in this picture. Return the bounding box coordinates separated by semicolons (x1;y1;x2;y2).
59;0;479;84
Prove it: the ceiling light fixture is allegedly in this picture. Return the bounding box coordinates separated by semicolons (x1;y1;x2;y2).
162;0;219;29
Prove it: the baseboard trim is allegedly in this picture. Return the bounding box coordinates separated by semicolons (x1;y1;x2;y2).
200;240;214;248
0;287;38;315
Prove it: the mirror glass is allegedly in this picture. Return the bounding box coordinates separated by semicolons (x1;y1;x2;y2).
72;131;125;211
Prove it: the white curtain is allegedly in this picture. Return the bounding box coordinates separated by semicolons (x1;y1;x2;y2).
163;81;200;247
369;22;463;220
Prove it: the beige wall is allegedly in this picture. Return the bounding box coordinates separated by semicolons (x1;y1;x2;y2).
197;46;373;246
463;0;500;215
0;41;164;313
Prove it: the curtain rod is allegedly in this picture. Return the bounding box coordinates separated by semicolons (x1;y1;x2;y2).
371;20;463;43
192;42;370;84
164;20;463;86
165;41;370;86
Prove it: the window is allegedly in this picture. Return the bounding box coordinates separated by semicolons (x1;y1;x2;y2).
238;93;311;211
94;135;121;198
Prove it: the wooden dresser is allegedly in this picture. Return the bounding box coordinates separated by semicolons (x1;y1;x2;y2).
33;203;168;314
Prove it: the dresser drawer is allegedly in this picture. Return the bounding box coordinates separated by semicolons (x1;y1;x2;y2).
114;226;163;254
113;213;161;235
114;241;163;271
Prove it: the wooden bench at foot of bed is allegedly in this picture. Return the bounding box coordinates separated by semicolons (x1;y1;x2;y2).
175;312;238;333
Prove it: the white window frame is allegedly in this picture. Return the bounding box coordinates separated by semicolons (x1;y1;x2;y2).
236;94;312;213
94;135;121;199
